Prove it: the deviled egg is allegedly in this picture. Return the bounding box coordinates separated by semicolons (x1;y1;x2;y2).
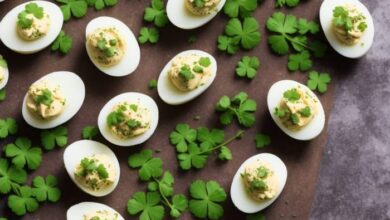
167;0;226;29
85;16;140;77
22;71;85;129
67;202;124;220
231;153;287;213
0;55;9;90
98;92;159;147
0;1;63;54
64;140;120;197
319;0;374;58
267;80;325;141
157;50;217;105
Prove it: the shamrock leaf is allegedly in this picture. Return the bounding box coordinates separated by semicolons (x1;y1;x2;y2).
56;0;88;21
0;159;27;194
4;137;42;170
138;27;160;44
255;133;271;148
51;30;73;54
217;35;240;55
275;0;300;7
177;143;208;170
31;175;61;202
144;0;169;28
127;192;164;220
0;89;6;102
82;125;99;140
158;171;174;197
218;146;232;160
169;124;197;153
236;56;260;79
128;150;163;181
86;0;118;10
8;186;39;216
0;118;18;139
287;50;312;72
170;194;188;218
189;180;227;220
197;127;224;151
149;79;157;89
223;0;258;18
40;126;68;150
225;17;261;50
298;18;319;34
307;71;331;93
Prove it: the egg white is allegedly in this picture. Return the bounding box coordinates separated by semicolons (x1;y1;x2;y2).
22;71;85;129
63;140;121;197
67;202;124;220
319;0;374;58
0;0;63;54
167;0;226;29
0;59;9;90
157;50;217;105
98;92;159;147
85;16;141;77
230;153;288;213
267;80;325;141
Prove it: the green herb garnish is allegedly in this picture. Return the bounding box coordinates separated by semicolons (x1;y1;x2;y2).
283;88;300;102
275;0;300;8
198;57;211;67
0;118;18;139
144;0;169;28
299;106;311;117
223;0;258;18
255;133;271;148
40;126;68;150
4;137;42;170
82;125;99;140
56;0;88;21
17;3;44;29
138;27;160;44
287;50;312;72
149;79;158;89
307;71;331;94
51;30;73;54
179;65;195;81
274;107;286;118
33;89;54;106
236;56;260;79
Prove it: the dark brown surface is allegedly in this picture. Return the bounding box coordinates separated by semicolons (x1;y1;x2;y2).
0;0;338;219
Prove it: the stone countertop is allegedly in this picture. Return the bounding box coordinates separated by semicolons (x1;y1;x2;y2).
310;0;390;219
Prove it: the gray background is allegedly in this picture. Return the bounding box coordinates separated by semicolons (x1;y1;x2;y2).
311;0;390;219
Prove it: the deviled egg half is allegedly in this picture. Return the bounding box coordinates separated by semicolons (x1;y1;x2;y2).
0;55;9;90
231;153;287;213
98;92;159;147
64;140;120;197
157;50;217;105
167;0;226;29
85;16;140;77
319;0;374;58
67;202;124;220
22;71;85;129
0;0;63;54
267;80;325;141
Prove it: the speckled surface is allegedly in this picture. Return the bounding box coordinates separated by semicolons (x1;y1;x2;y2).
310;0;390;219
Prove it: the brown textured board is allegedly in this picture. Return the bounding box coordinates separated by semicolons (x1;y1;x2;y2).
0;0;339;219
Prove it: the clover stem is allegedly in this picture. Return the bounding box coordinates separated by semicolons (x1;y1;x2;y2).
199;130;245;155
283;33;313;52
153;177;173;209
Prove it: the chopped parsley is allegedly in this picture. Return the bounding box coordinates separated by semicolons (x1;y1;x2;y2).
283;88;300;102
33;89;54;106
179;65;195;81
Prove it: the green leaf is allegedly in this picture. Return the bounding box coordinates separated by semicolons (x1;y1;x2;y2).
218;146;232;160
51;30;73;54
223;0;258;18
127;192;165;220
159;171;174;197
177;143;208;170
31;175;61;202
170;194;188;218
275;0;300;7
287;50;312;72
197;127;224;150
56;0;88;21
149;79;157;89
189;180;227;220
217;35;240;55
8;186;39;216
0;159;27;194
255;133;271;148
87;0;118;10
235;56;260;79
298;18;319;34
138;27;160;44
128;150;163;181
268;34;289;55
0;89;6;102
307;71;331;93
4;137;42;170
246;212;266;220
144;0;169;28
82;125;99;140
169;124;197;153
0;118;18;139
225;17;261;50
40;126;68;150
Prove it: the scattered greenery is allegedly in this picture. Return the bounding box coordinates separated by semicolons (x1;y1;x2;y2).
216;92;257;127
275;0;300;8
149;79;158;89
17;3;44;29
218;17;261;54
236;56;260;79
255;133;271;148
266;12;326;57
0;118;18;139
144;0;169;28
4;137;42;170
128;150;163;181
40;126;68;150
223;0;258;18
307;71;331;93
56;0;88;21
287;50;312;72
0;89;6;102
138;27;160;44
31;175;61;202
86;0;118;10
51;30;73;54
169;124;244;170
246;212;266;220
0;159;27;194
188;180;227;220
82;125;99;140
7;186;39;216
188;35;197;43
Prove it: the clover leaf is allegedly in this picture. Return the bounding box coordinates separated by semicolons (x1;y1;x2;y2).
0;159;27;194
8;186;39;216
127;192;165;220
236;56;260;79
40;126;68;150
31;175;61;202
169;124;197;152
128;150;163;181
0;118;18;139
4;137;42;170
